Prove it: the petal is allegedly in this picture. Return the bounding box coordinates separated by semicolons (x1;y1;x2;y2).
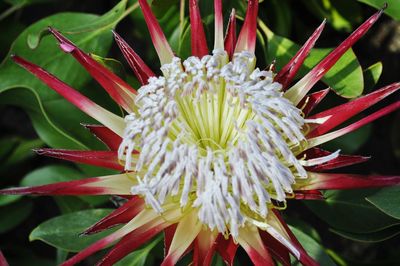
293;190;324;200
259;230;291;266
82;124;122;151
236;225;274;266
48;27;137;113
299;88;330;116
164;224;177;256
193;228;218;266
215;235;238;266
161;211;201;266
307;82;400;138
97;223;168;266
0;251;8;266
12;55;125;136
61;232;123;266
224;9;237;59
34;149;124;171
285;8;385;105
308;101;400;147
0;174;135;196
214;0;224;50
298;172;400;190
63;205;182;266
271;210;319;266
189;0;209;57
235;0;259;53
83;196;145;235
275;20;326;90
138;0;174;65
113;31;156;85
302;148;370;171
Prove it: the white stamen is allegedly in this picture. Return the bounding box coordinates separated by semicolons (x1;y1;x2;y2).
119;50;315;239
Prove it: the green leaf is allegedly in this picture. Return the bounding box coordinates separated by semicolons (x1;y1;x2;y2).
357;0;400;20
331;224;400;242
0;194;21;207
114;234;163;266
290;226;336;266
0;0;128;150
363;62;383;92
258;21;364;98
20;165;107;207
306;190;400;234
0;199;33;233
302;0;362;32
29;209;114;252
366;186;400;219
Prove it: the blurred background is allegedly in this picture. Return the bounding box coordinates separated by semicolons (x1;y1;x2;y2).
0;0;399;265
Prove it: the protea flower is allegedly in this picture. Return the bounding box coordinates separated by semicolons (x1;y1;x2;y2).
2;0;399;265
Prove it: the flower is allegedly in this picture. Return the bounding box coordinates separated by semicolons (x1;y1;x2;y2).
2;0;400;265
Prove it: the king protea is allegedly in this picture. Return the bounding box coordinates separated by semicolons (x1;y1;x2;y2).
2;0;399;265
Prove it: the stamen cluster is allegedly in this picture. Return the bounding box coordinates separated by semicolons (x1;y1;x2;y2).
119;50;308;236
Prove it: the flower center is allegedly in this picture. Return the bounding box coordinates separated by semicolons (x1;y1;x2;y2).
119;50;308;236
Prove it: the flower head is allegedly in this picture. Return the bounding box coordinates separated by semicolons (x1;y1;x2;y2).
2;0;400;265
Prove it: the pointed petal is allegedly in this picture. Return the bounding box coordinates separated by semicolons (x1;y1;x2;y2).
61;230;124;266
34;149;124;171
271;210;319;266
214;0;224;50
12;55;125;136
235;0;259;53
48;27;137;113
83;196;145;235
0;251;8;266
193;228;218;266
259;230;291;266
224;9;237;59
189;0;209;57
299;88;330;116
299;172;400;190
113;31;155;85
164;224;177;256
215;235;238;266
307;82;400;138
285;8;385;105
138;0;174;65
308;101;400;147
161;212;201;266
293;190;324;200
82;124;122;151
275;20;326;90
97;223;167;266
0;174;135;196
302;148;370;171
236;225;274;266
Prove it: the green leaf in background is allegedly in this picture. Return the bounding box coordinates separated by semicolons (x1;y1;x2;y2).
363;62;383;92
258;20;364;98
29;209;113;252
306;190;400;234
0;137;44;174
20;165;107;208
0;199;33;233
331;224;400;242
358;0;400;20
0;194;21;207
366;186;400;219
0;0;128;150
302;0;362;32
114;234;163;266
290;226;336;266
